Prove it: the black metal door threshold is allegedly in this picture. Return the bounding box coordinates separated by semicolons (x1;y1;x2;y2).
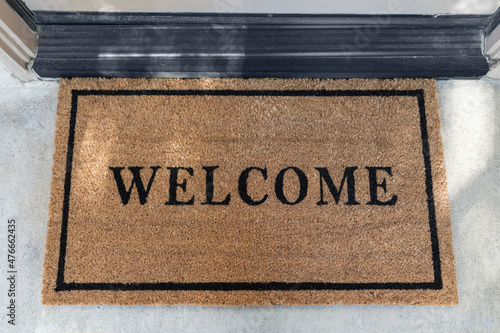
32;12;490;79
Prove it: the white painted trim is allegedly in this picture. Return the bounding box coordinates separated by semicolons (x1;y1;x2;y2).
21;0;500;14
486;62;500;79
485;23;500;59
0;46;36;81
0;0;37;81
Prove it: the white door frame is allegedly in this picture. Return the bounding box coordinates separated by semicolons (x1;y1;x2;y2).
0;0;37;81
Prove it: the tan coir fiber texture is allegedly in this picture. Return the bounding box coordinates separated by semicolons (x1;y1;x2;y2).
43;78;457;306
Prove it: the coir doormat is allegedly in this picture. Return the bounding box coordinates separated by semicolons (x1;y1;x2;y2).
43;78;457;306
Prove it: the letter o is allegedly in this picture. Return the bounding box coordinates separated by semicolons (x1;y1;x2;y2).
274;167;308;205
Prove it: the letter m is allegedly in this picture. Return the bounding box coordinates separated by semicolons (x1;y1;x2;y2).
109;166;161;205
315;167;360;205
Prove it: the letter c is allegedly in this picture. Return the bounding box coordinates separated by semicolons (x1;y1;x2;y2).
238;167;268;205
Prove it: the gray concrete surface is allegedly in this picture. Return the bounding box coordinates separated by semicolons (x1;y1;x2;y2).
0;62;498;332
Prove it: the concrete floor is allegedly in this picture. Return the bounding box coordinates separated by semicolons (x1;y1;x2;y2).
0;62;499;332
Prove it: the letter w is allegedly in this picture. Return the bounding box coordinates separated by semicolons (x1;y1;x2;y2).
109;166;161;205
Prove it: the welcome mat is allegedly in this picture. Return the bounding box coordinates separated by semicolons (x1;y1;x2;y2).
43;78;457;306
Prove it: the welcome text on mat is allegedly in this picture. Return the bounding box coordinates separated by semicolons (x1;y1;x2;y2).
109;166;398;207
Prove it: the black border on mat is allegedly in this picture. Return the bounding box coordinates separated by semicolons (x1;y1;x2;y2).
55;89;442;292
